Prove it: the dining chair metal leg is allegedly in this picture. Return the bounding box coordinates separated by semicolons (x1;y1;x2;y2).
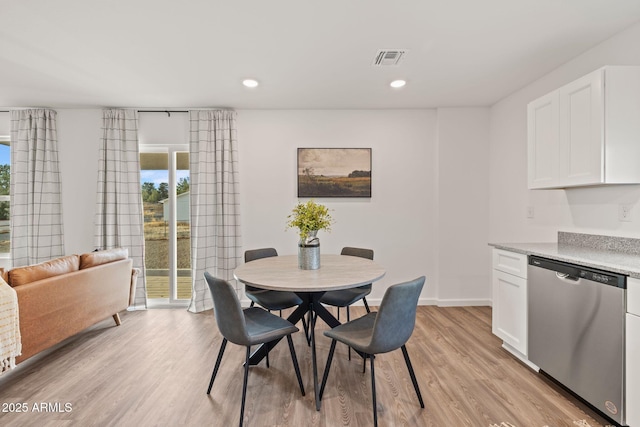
370;354;378;427
363;297;371;313
319;339;337;400
286;335;305;396
266;343;270;368
401;345;425;408
347;307;351;361
362;354;367;373
239;346;251;427
207;338;228;394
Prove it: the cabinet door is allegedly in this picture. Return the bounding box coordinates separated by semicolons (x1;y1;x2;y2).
627;313;640;427
492;270;527;355
558;69;604;186
527;91;559;189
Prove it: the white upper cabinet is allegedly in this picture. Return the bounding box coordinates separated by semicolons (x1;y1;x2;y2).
558;69;604;186
528;91;559;188
527;66;640;189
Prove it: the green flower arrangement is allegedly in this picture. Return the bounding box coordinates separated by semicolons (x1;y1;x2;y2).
286;200;334;244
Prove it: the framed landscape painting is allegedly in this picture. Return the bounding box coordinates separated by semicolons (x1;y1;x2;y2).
297;148;372;198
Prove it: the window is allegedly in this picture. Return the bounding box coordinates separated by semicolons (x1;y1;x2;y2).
0;136;9;257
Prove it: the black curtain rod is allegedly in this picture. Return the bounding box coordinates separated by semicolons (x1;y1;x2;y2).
138;110;188;117
0;111;8;113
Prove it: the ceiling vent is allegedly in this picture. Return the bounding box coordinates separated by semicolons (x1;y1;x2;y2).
372;49;407;66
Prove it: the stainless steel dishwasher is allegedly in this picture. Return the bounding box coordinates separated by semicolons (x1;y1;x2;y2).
528;256;627;426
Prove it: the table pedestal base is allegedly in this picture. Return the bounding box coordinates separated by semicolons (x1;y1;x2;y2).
248;292;345;410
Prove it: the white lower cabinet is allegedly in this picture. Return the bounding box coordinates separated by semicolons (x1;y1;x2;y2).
627;277;640;427
492;249;528;357
627;313;639;426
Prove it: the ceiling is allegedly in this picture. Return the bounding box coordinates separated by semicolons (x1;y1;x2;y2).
2;0;640;110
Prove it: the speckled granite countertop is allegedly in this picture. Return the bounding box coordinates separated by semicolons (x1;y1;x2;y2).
489;232;640;279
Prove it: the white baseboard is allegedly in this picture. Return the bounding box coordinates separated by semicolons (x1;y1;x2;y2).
435;298;492;307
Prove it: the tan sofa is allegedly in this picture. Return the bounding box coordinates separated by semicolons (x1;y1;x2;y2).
3;248;134;363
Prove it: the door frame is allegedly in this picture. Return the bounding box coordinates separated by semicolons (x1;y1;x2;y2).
140;144;190;306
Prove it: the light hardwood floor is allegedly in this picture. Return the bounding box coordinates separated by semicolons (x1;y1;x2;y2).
0;306;611;427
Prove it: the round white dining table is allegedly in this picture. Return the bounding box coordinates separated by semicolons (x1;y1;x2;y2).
234;254;386;292
234;253;386;411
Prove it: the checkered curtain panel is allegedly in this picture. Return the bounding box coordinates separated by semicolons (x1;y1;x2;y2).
188;110;242;313
10;109;65;267
95;109;147;309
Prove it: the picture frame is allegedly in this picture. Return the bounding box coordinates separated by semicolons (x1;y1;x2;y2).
297;148;372;198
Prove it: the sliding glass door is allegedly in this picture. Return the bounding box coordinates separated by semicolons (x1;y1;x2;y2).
140;145;191;304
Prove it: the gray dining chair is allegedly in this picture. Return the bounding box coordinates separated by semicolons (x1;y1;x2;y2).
319;246;374;359
320;247;373;317
319;276;426;427
204;272;305;427
244;248;309;344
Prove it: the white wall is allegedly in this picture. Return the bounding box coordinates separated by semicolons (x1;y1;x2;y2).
436;108;491;305
0;112;9;135
138;112;189;145
1;108;492;306
490;22;640;243
57;109;102;254
237;109;440;303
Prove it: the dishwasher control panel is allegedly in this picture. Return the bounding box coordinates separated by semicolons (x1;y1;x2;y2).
529;256;626;289
580;270;616;285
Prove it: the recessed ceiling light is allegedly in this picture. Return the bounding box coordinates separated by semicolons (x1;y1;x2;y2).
390;80;406;88
242;79;259;88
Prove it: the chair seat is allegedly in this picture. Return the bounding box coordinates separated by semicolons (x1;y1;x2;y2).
320;286;371;307
324;312;377;354
246;290;303;311
244;307;299;345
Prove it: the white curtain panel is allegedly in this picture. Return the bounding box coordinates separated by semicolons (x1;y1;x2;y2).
95;109;147;309
188;110;242;313
10;109;65;267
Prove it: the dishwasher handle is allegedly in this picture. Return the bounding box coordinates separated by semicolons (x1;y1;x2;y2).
556;272;580;282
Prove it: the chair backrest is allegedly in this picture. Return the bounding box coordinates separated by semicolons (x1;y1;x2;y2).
245;248;278;263
342;247;374;291
244;248;278;293
368;276;425;354
341;246;374;260
204;272;251;346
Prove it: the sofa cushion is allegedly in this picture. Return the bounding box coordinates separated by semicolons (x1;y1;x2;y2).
8;255;80;287
80;248;129;269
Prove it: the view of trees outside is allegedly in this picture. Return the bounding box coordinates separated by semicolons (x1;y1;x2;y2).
0;144;10;254
141;177;189;204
